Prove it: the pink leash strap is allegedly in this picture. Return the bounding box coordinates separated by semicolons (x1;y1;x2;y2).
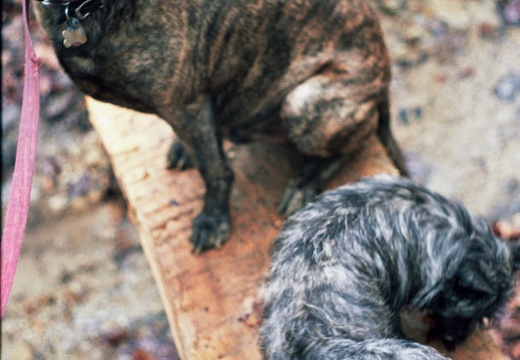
1;0;40;318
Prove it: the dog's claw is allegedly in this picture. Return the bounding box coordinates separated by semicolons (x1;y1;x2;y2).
278;157;341;216
190;212;230;254
278;179;318;216
166;139;193;170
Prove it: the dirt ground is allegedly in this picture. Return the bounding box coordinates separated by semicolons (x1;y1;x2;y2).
2;0;519;359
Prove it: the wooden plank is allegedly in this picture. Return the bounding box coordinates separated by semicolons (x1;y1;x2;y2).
86;97;505;359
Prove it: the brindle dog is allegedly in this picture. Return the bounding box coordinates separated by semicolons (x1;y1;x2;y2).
36;0;407;253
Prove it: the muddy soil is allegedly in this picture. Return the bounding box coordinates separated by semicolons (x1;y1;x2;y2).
2;0;519;359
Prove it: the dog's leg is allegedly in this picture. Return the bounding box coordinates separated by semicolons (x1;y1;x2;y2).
161;96;234;253
279;53;397;214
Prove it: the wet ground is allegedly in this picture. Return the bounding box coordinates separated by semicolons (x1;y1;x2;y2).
2;0;519;359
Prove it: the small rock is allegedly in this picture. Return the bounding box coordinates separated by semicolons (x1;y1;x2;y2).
38;176;55;194
494;72;520;101
431;30;467;62
10;341;33;360
397;106;423;125
429;0;471;30
133;349;155;360
68;172;91;198
455;66;476;80
87;188;105;204
432;73;448;84
403;24;427;46
38;156;61;179
1;99;21;131
84;146;107;167
427;18;449;37
99;328;134;347
70;196;90;211
238;295;264;328
44;92;80;122
403;150;433;184
48;194;69;213
498;0;520;25
479;22;500;39
393;46;428;68
374;0;406;15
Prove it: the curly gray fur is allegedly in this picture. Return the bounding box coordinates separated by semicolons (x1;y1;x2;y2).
260;175;518;359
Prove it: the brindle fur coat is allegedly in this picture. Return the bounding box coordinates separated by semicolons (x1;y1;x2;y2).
36;0;406;252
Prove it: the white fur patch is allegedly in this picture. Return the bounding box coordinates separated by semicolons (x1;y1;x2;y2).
285;79;323;113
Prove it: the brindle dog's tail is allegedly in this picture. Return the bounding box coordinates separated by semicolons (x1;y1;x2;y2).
377;95;408;176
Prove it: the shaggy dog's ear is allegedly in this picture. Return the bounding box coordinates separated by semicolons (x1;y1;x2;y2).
509;242;520;272
456;271;494;299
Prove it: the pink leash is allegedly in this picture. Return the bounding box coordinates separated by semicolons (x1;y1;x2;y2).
1;0;40;318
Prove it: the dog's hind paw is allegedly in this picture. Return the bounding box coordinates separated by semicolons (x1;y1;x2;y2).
166;138;193;170
278;178;318;216
190;212;231;254
278;156;342;216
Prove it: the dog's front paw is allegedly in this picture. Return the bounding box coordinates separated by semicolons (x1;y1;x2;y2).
166;139;193;170
278;178;318;217
190;212;231;254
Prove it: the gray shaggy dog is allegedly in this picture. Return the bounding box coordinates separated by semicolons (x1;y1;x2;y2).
260;175;519;359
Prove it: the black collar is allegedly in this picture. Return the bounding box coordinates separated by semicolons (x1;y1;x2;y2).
38;0;104;24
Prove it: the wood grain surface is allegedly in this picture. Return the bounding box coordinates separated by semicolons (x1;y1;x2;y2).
86;97;505;360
